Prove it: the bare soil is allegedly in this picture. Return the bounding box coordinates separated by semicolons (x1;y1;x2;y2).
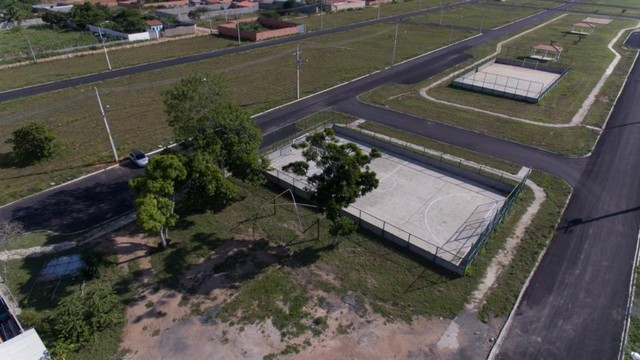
108;211;542;360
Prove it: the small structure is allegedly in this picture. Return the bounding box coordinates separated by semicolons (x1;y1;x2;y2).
0;294;49;359
145;19;164;33
570;22;595;35
583;16;612;25
324;0;365;12
529;43;563;62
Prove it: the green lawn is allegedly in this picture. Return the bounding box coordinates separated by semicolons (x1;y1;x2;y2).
572;4;640;17
5;248;131;360
360;14;638;154
0;26;99;62
0;22;473;206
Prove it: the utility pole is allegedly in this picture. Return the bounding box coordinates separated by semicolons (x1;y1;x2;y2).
439;2;444;25
98;30;112;71
377;1;381;20
208;18;213;34
391;23;398;65
320;0;324;30
25;37;36;63
479;10;485;34
295;44;302;99
94;87;118;163
236;13;241;45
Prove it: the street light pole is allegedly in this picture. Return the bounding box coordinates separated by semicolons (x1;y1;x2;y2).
94;87;118;163
439;2;444;25
391;23;398;65
320;0;324;30
479;10;485;34
98;29;112;71
295;44;302;99
377;1;381;19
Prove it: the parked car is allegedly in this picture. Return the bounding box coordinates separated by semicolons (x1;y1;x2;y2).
129;149;149;167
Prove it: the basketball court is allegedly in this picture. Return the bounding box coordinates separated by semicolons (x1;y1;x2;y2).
267;134;507;267
452;59;566;103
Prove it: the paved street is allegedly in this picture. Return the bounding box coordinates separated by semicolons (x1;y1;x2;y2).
1;1;639;358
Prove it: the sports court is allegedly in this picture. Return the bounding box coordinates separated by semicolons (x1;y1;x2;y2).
267;132;508;269
452;59;567;103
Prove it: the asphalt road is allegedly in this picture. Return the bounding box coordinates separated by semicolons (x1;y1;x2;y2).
2;1;636;359
492;55;640;360
0;0;481;103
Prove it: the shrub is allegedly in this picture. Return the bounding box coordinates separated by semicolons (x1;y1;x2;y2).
6;122;57;164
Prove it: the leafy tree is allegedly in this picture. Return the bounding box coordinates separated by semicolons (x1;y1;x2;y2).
70;2;110;29
163;73;268;185
187;7;208;20
110;8;146;33
187;151;237;205
41;11;68;28
1;0;30;23
129;154;187;248
55;280;124;347
6;122;57;165
283;128;380;246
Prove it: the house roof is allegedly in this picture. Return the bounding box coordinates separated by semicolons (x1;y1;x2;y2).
146;20;163;26
235;1;256;6
532;44;563;52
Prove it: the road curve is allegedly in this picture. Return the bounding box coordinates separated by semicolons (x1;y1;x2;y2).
492;54;640;360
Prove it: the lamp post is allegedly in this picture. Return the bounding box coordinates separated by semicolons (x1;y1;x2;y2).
479;9;485;34
94;87;118;163
391;23;398;65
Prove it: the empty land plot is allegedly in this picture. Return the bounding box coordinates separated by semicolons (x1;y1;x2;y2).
0;22;472;205
267;133;508;271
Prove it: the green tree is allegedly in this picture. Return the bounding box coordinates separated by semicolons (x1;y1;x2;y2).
163;73;268;185
41;11;68;28
70;2;110;29
55;280;124;348
111;8;146;33
187;151;237;205
283;128;380;246
129;154;187;248
6;122;57;165
1;0;30;23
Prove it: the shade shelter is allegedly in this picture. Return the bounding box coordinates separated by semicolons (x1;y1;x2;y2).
571;22;595;35
529;43;563;62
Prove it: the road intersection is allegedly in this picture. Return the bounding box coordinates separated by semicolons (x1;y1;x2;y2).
1;1;638;358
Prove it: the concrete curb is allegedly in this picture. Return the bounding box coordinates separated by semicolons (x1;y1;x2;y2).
618;229;640;359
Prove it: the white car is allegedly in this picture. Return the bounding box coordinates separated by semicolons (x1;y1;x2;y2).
129;149;149;167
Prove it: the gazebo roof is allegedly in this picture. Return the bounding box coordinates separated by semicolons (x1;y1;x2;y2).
532;44;563;53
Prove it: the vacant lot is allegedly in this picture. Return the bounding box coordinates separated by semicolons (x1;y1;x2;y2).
0;26;99;61
0;22;473;206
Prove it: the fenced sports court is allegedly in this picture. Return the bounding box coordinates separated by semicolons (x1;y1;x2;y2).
452;58;569;103
266;125;527;275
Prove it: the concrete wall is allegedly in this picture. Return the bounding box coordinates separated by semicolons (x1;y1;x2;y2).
325;0;365;12
87;24;153;41
218;17;304;41
163;25;197;37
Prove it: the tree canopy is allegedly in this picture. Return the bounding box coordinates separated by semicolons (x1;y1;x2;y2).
163;73;268;184
68;3;149;33
129;154;187;248
6;122;57;165
283;128;380;244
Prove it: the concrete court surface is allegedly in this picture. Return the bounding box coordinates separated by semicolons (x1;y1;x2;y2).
268;135;506;264
454;62;561;100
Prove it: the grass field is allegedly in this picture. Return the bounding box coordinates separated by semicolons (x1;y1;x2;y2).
360;14;638;154
0;22;473;206
573;4;640;17
0;26;99;61
4;248;131;360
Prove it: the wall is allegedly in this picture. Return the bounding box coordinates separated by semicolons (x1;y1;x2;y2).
163;25;197;37
217;17;304;41
87;24;152;41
